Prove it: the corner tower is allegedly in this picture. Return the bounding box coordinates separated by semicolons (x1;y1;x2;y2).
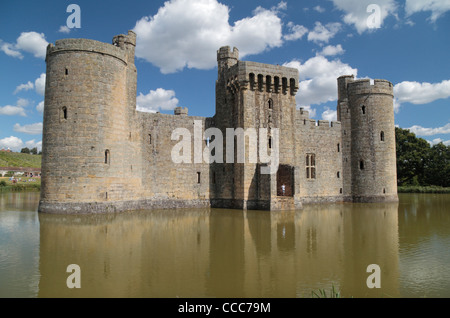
338;76;398;203
39;31;141;213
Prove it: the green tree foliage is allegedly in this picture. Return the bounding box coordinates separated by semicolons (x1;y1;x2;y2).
425;142;450;187
395;127;450;187
20;147;30;154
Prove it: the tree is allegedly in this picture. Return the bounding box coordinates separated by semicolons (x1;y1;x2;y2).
395;127;430;186
424;143;450;187
20;147;30;154
30;147;38;155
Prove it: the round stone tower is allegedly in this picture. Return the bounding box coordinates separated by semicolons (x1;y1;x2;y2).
39;31;140;213
347;79;398;202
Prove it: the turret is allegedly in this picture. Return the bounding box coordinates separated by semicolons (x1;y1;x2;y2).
339;77;398;203
217;46;239;77
112;30;136;64
39;32;140;213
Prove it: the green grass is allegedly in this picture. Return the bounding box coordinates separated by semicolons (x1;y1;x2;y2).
0;151;41;168
0;177;41;192
398;185;450;194
311;285;341;298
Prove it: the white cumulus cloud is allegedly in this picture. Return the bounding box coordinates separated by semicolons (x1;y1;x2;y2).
13;123;43;135
25;140;42;151
1;31;49;59
14;81;34;94
0;136;24;152
405;0;450;22
58;25;71;34
34;73;46;96
0;40;23;59
137;88;179;113
36;101;44;113
407;123;450;137
284;22;308;41
284;55;357;107
322;107;338;122
318;44;345;56
0;98;29;117
307;21;342;44
133;0;284;73
394;79;450;112
329;0;397;34
15;32;49;59
313;5;326;13
427;138;450;146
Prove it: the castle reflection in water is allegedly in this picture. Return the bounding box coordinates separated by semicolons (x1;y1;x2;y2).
37;201;400;298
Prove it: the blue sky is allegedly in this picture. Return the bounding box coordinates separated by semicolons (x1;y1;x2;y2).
1;0;449;152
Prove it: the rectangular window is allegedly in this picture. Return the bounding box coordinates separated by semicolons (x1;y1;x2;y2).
306;154;316;179
197;172;201;184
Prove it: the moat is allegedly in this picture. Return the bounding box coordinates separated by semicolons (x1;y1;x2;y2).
1;192;449;298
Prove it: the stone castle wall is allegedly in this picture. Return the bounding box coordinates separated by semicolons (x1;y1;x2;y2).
38;33;397;214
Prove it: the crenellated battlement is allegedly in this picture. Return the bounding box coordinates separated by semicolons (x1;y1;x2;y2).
47;38;128;65
47;31;136;65
347;78;394;96
223;61;299;96
296;108;341;130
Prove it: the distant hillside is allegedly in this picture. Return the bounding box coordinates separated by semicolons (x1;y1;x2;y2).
0;152;42;168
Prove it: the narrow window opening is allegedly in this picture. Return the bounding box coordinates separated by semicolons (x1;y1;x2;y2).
274;77;280;93
266;76;272;93
337;143;340;152
362;105;366;115
197;172;201;184
149;134;152;144
268;99;273;110
61;106;67;120
105;150;110;165
383;188;386;194
360;160;364;170
258;74;264;92
337;171;340;178
269;137;272;149
380;131;385;142
282;77;288;94
340;188;343;194
306;154;316;179
65;68;68;76
249;73;255;91
106;192;108;200
290;78;296;95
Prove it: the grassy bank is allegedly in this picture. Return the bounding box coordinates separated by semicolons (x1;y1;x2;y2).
0;152;41;168
398;185;450;194
0;177;41;192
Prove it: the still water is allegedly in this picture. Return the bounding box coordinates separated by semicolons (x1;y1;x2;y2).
0;191;449;298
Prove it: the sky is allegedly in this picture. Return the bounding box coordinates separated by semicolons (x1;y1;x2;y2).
0;0;449;152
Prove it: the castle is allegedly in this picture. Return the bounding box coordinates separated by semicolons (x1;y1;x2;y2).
38;31;398;214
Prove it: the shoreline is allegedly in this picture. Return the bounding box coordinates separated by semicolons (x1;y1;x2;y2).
398;185;450;194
